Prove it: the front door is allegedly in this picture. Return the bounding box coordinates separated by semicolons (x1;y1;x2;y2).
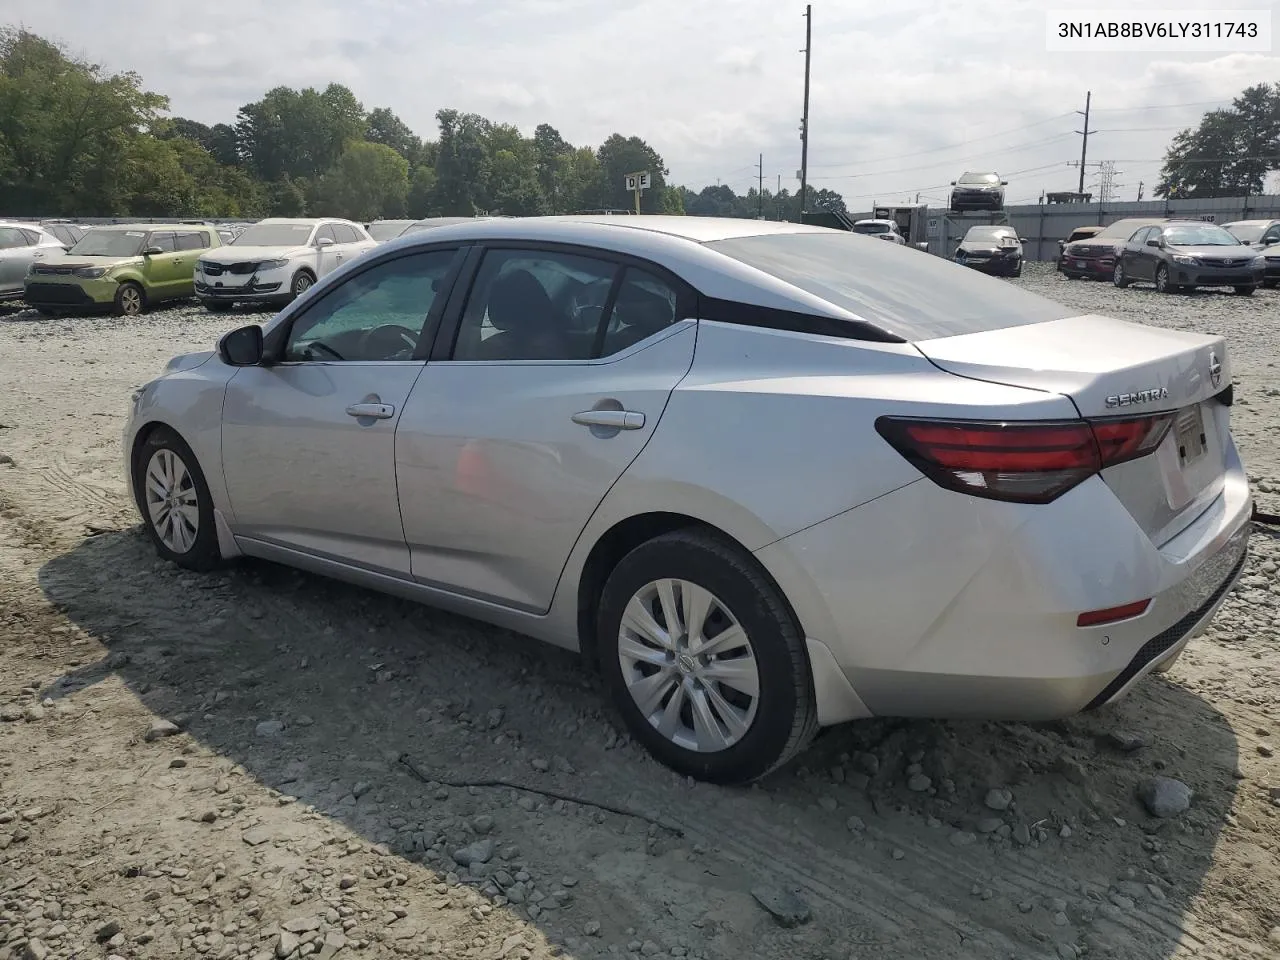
396;246;697;612
220;247;462;574
140;231;186;301
314;224;343;278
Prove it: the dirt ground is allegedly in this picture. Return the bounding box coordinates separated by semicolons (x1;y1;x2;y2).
1;265;1279;960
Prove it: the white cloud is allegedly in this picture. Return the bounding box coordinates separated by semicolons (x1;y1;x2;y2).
5;0;1278;207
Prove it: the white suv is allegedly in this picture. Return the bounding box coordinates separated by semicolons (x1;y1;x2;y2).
852;219;905;244
195;218;377;311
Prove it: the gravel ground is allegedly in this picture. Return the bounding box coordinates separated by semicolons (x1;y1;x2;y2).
1;265;1279;960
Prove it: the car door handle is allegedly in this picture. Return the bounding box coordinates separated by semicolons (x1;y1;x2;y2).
346;402;395;419
571;409;645;430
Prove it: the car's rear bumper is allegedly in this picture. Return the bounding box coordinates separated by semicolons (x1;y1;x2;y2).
1058;256;1114;278
754;437;1252;722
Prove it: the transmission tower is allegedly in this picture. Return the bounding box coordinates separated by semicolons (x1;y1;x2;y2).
1097;161;1120;203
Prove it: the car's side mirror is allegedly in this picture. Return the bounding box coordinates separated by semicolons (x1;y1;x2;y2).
949;181;956;186
316;237;334;248
218;324;264;366
142;245;164;256
1145;238;1161;247
1001;181;1009;186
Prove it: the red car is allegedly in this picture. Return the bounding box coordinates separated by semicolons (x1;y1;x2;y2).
1059;218;1168;280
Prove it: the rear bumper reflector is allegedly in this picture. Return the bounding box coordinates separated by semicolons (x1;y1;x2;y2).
1076;599;1151;628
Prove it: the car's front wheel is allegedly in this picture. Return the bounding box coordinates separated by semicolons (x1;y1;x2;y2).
1155;264;1179;294
596;529;817;784
290;270;315;301
1234;284;1256;296
1113;261;1130;288
114;281;146;317
201;299;233;312
133;426;221;572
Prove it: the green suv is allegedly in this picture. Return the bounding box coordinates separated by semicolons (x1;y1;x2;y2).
23;223;222;316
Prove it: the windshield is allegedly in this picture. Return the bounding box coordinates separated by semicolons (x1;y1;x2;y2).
959;173;1000;185
1094;220;1163;240
1224;223;1264;243
366;222;410;241
707;232;1070;341
1163;224;1241;246
69;230;147;257
232;223;315;247
853;223;890;234
964;227;1014;242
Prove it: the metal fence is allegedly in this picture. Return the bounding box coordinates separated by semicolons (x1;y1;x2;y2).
852;195;1280;261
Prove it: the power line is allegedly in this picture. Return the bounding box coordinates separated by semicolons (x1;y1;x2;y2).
810;133;1077;181
1091;98;1232;112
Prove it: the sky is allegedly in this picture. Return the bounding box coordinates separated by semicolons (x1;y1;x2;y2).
7;0;1280;210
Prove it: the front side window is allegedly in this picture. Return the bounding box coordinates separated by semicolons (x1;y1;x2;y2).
708;232;1070;342
147;232;177;253
1262;226;1280;246
315;225;338;246
332;223;361;244
451;249;621;361
284;249;458;362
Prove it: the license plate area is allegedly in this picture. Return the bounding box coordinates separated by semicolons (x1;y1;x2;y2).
1075;259;1086;268
1174;404;1207;467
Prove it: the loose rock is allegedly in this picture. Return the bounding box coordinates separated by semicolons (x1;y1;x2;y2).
751;884;811;928
984;788;1013;811
1137;777;1193;818
255;720;285;737
145;718;180;741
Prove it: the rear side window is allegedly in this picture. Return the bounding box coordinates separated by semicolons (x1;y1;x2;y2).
706;232;1070;341
0;226;31;249
175;232;208;250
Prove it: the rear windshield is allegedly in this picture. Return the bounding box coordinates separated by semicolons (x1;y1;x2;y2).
706;232;1071;341
1224;223;1264;243
366;222;409;241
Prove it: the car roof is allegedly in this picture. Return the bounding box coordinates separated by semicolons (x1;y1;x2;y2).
83;223;214;232
389;215;834;246
254;218;349;226
1223;219;1279;226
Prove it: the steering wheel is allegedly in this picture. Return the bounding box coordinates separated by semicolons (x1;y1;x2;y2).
356;324;419;360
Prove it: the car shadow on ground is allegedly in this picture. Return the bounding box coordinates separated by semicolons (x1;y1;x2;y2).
36;528;1249;960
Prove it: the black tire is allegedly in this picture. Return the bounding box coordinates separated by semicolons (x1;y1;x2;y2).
1234;284;1256;296
1112;261;1130;288
596;529;818;784
289;270;316;301
1155;264;1179;294
132;426;221;572
1011;260;1022;278
34;307;56;317
201;299;233;312
113;281;146;317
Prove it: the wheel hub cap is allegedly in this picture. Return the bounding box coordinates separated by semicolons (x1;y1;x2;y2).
143;448;200;554
617;578;760;753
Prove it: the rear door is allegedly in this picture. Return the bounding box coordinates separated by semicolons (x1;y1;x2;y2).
914;314;1232;545
395;245;697;612
172;231;209;295
1123;227;1156;280
140;231;185;300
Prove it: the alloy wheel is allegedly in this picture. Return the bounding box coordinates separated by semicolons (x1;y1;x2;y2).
144;448;200;553
120;286;142;315
617;578;760;752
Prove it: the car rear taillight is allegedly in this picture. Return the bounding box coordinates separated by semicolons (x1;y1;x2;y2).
875;414;1174;504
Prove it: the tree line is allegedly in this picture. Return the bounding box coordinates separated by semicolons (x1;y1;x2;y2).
0;28;849;223
1155;83;1280;199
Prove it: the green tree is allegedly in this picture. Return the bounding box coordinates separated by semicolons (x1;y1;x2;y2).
235;83;366;183
1156;83;1280;198
312;141;409;221
365;106;423;165
406;163;438;217
595;134;671;213
433;109;492;215
0;28;166;215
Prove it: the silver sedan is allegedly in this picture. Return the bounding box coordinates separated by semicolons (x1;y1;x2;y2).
124;216;1251;783
0;221;69;301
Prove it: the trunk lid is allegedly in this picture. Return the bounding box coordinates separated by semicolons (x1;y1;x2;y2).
914;314;1232;545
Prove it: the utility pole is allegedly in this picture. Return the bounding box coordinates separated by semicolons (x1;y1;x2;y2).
777;174;782;220
1075;91;1095;195
799;4;812;215
758;153;764;218
1136;180;1144;201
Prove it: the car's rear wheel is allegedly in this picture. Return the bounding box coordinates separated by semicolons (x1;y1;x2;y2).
201;299;233;312
1234;284;1256;296
1112;261;1130;288
596;529;817;784
133;426;221;572
114;281;146;317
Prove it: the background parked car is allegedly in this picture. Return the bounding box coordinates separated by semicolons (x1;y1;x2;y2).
23;223;222;316
953;225;1024;276
38;220;86;248
1056;225;1105;270
1059;217;1168;280
1260;242;1280;289
1222;218;1280;252
194;218;377;311
949;172;1006;211
365;219;419;243
852;219;906;244
1113;220;1264;295
0;221;70;302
